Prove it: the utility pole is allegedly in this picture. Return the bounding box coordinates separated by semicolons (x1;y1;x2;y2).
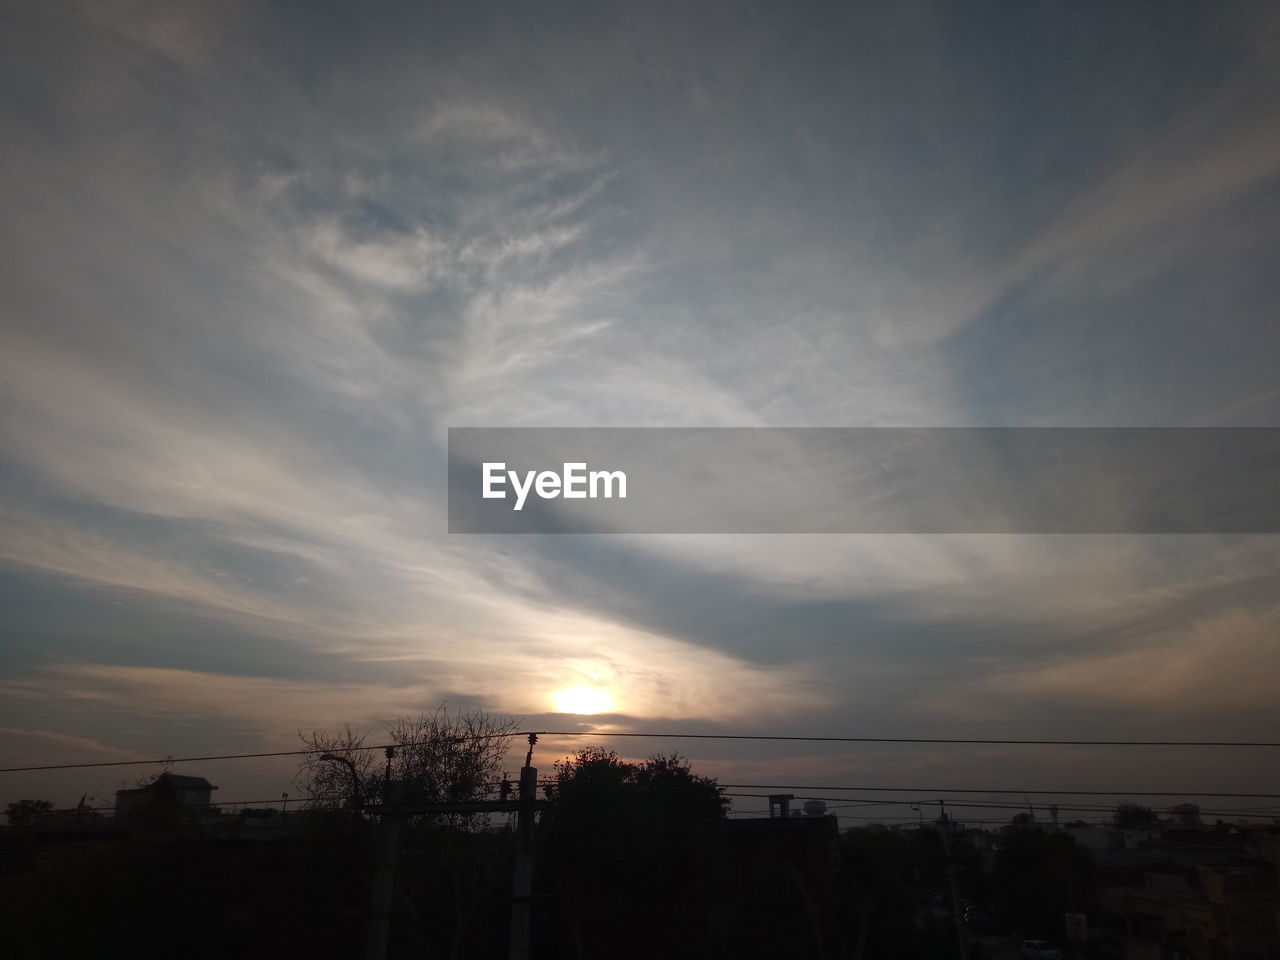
364;746;400;960
343;738;547;960
509;734;538;960
938;800;969;960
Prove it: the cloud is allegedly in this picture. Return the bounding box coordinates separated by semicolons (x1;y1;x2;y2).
3;617;827;751
976;604;1280;715
0;727;151;764
3;1;1279;810
858;84;1280;349
1004;90;1280;302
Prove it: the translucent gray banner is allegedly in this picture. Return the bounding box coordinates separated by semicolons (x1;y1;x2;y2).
447;428;1280;533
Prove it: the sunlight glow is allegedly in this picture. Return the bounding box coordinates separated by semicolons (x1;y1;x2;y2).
552;685;614;715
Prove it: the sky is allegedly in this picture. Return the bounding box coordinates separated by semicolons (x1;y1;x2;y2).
3;1;1280;822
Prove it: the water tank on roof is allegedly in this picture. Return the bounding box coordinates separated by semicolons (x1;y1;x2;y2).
803;799;827;816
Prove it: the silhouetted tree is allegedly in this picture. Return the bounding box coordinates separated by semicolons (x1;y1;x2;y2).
294;706;521;958
840;827;918;959
994;823;1093;937
543;748;728;958
1112;802;1159;829
383;707;520;830
546;746;727;831
835;823;987;960
294;723;377;812
5;798;53;827
295;704;519;828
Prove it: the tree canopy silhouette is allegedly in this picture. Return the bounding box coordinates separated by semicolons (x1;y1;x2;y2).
1112;802;1159;829
295;704;519;829
542;748;729;958
5;798;54;827
544;746;728;835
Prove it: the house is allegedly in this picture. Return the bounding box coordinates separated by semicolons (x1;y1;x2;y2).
114;773;218;818
1103;864;1279;959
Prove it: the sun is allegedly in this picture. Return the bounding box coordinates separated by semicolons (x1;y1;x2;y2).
552;685;614;715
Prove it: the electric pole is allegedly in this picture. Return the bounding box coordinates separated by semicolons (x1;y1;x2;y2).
509;734;538;960
364;746;400;960
939;800;969;960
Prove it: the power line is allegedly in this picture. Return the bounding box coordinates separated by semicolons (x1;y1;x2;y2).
7;726;1280;775
538;778;1280;800
0;746;384;774
76;797;294;812
719;793;1280;820
718;783;1280;799
554;778;1280;817
0;735;506;774
70;789;510;813
47;798;1280;829
531;730;1280;747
